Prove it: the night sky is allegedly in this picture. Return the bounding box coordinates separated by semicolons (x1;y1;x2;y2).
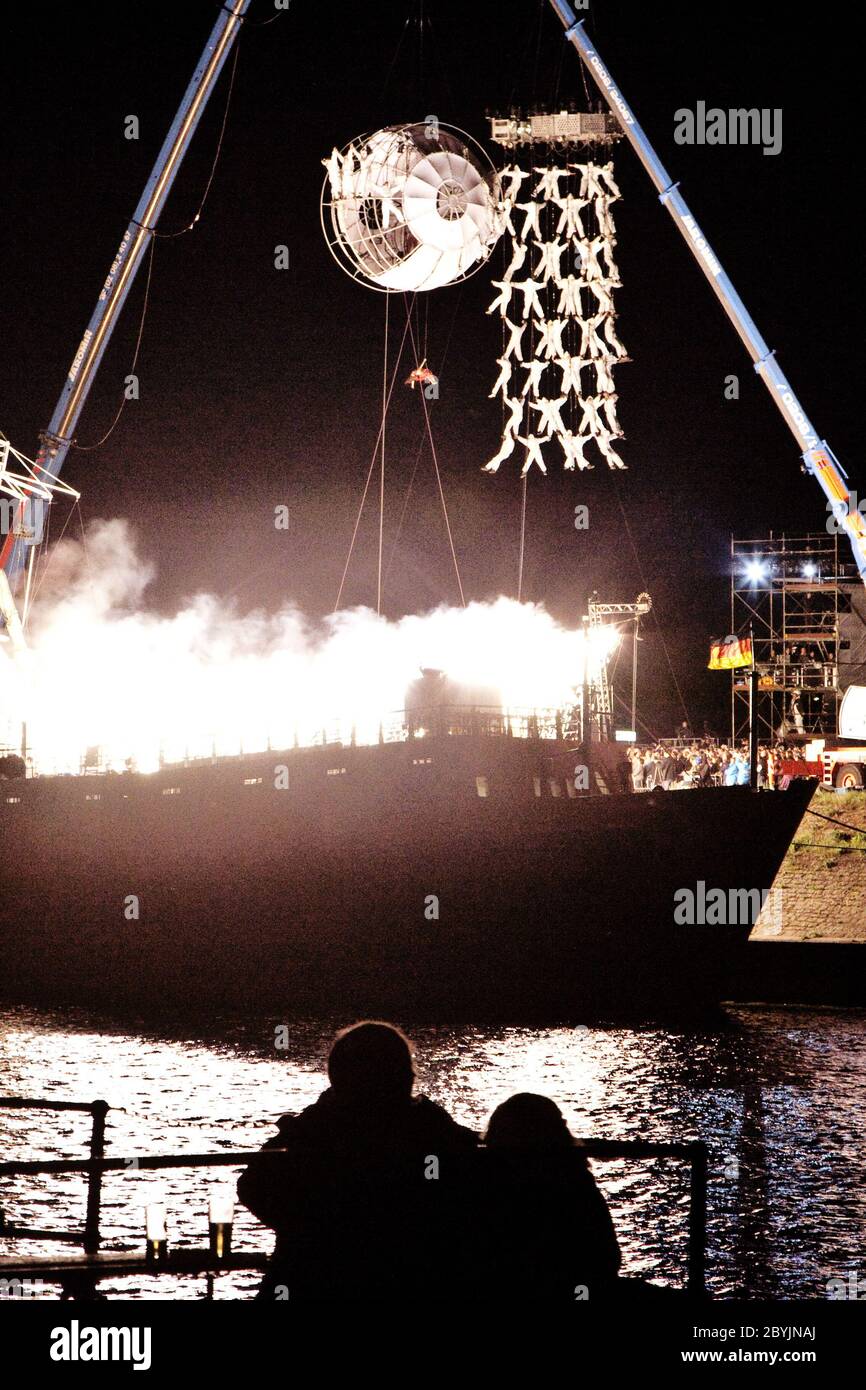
2;0;862;735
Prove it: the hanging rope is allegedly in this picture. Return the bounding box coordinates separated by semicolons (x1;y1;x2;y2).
405;313;465;608
517;473;528;600
804;806;866;837
383;284;463;593
23;492;84;616
333;299;416;613
72;234;156;452
611;476;693;730
377;295;389;615
153;40;241;239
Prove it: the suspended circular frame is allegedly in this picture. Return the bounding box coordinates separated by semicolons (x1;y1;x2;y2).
320;121;505;294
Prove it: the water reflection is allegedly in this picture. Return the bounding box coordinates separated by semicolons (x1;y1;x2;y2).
1;1004;864;1299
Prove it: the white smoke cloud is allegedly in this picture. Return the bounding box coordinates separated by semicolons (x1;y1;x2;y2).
1;520;610;775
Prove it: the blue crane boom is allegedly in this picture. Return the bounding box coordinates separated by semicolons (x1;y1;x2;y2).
548;1;866;586
0;0;252;597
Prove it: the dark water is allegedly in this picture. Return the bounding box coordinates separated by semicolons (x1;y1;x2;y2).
1;1004;864;1300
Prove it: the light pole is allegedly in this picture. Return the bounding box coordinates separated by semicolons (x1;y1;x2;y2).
631;614;640;737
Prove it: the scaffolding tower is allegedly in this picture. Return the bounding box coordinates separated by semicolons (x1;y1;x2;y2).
730;532;860;744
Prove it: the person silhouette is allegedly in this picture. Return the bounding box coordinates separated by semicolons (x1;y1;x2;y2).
479;1093;621;1299
237;1020;478;1300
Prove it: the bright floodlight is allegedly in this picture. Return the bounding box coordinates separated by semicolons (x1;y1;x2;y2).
802;561;818;578
744;559;766;583
321;122;505;292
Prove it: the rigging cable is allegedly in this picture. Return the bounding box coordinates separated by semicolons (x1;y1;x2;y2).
377;295;389;615
405;312;465;607
423;10;457;112
517;474;528;601
803;806;866;839
72;234;156;452
152;39;241;239
72;28;242;451
612;475;693;730
381;11;413;105
23;491;84;615
383;284;463;593
333;299;416;613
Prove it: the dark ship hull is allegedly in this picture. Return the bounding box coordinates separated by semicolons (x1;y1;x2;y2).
0;733;814;1020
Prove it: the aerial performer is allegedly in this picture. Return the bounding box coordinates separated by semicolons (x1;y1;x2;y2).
405;360;439;391
484;116;629;476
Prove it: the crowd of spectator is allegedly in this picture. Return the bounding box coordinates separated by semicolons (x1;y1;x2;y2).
626;740;812;792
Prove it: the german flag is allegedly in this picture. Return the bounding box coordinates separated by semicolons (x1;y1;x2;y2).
708;635;753;670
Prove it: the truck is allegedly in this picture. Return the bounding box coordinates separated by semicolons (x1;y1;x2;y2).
782;686;866;789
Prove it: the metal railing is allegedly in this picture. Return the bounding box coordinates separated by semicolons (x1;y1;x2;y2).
0;1097;107;1253
0;1099;709;1296
12;706;580;780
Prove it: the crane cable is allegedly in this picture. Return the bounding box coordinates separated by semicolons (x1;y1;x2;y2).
71;33;243;453
152;39;241;240
72;234;156;453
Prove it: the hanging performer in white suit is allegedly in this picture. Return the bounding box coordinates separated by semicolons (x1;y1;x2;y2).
599;162;622;200
595;195;618;240
537;318;567;361
579;237;609;284
535;239;566;284
528;395;569;438
489;355;513;399
532;165;570;201
560;431;594;471
556;275;583;317
502;393;525;437
515;277;546;321
515;200;543;242
578;395;606;436
517;434;549;476
597;431;627;469
594;357;616;395
602;315;628;359
599;393;622;435
587;278;616;316
487;280;515;317
323;147;344;197
578;313;609;360
520;358;548;397
591;235;620;282
504;240;529;281
556;353;586;398
483;431;518;474
553;194;588;240
500;164;531;202
502;317;526;360
580;163;610;202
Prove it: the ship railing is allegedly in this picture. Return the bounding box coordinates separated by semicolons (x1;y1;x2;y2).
25;708;575;776
0;1097;708;1298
